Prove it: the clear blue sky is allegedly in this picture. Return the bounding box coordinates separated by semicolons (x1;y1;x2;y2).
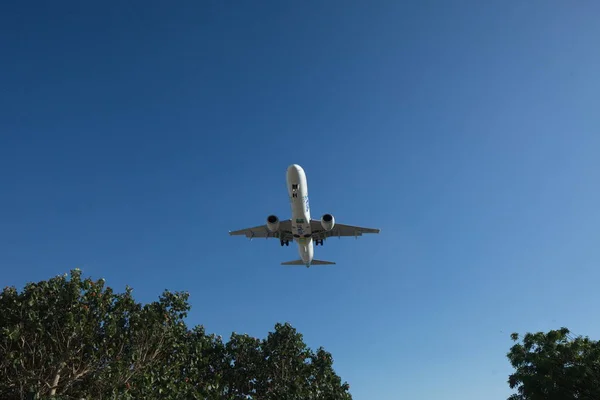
1;1;599;398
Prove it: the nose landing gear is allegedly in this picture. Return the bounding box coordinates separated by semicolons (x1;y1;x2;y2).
314;239;324;246
280;240;290;246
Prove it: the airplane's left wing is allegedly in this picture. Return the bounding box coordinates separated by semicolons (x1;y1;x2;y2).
309;220;380;240
229;219;293;241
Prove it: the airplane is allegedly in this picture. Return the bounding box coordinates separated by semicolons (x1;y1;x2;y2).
229;164;380;268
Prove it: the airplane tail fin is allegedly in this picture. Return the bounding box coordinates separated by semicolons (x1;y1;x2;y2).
281;259;336;266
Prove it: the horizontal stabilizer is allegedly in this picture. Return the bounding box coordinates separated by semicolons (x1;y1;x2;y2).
281;259;336;266
311;259;336;265
281;259;305;265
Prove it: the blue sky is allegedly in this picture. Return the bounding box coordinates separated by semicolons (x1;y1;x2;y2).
1;1;599;398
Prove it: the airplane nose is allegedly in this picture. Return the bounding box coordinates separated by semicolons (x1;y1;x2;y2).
286;164;306;186
287;164;301;178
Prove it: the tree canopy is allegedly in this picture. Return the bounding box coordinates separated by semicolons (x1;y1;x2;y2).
507;327;600;400
0;269;352;400
5;269;600;399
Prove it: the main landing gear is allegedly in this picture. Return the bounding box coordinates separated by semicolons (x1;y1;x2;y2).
280;240;290;246
314;239;324;246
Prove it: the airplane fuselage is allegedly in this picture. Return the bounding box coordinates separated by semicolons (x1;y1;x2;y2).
286;164;314;265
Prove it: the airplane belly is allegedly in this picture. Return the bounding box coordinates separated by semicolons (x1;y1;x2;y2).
286;164;312;239
297;238;314;263
290;199;311;237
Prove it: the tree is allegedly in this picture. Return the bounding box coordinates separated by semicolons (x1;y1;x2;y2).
218;322;352;400
0;269;192;399
507;327;600;400
0;269;353;400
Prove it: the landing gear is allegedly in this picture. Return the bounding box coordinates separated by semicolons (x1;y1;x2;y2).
315;239;324;246
280;240;290;246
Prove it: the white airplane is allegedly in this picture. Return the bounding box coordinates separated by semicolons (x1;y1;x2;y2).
229;164;380;268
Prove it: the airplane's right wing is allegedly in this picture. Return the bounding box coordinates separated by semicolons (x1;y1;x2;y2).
229;219;294;241
309;220;380;240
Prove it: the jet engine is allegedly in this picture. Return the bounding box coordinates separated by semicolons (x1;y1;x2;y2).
266;215;280;232
320;213;335;231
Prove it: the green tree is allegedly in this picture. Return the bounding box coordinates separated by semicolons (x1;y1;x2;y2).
507;327;600;400
0;269;192;399
0;269;353;400
223;331;263;398
226;322;352;400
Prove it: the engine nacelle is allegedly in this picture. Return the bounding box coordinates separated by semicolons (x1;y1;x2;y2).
320;213;335;231
266;215;280;232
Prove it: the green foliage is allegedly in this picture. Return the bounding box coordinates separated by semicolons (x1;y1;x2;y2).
507;327;600;400
0;269;352;400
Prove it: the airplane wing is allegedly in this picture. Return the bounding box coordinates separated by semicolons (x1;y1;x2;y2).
309;220;380;240
229;219;294;241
